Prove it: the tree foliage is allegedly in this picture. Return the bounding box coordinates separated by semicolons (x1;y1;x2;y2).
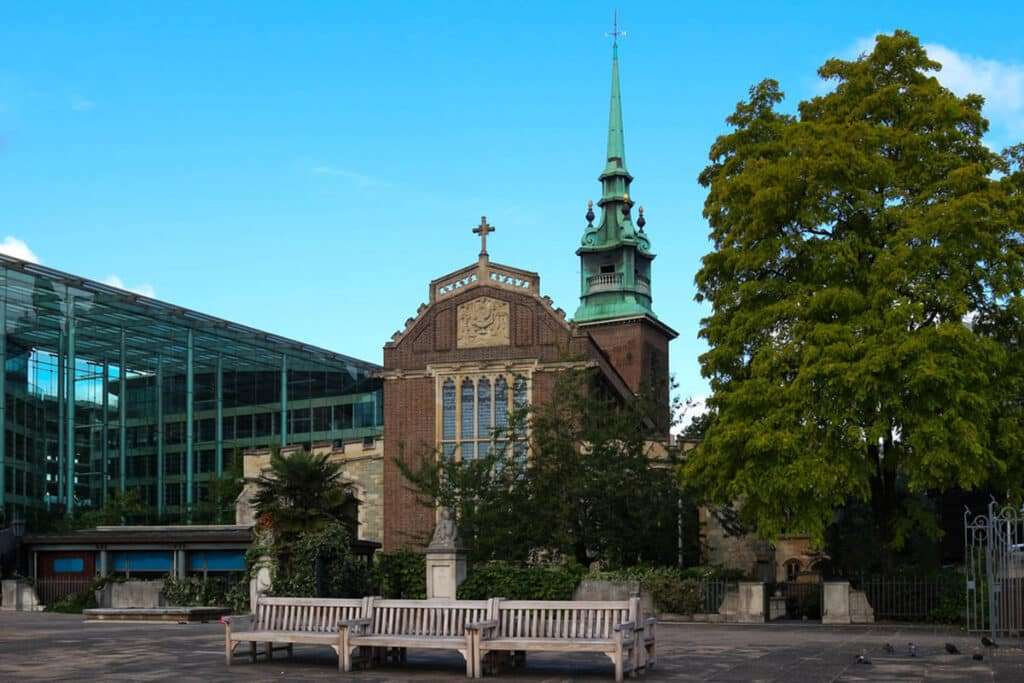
684;31;1024;548
253;449;359;543
399;369;685;569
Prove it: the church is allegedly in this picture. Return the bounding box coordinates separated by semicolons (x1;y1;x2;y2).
378;38;678;550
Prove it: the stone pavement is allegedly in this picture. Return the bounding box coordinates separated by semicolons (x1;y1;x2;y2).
1;611;1022;681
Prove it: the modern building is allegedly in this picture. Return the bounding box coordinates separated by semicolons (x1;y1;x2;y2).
380;37;677;549
0;254;383;526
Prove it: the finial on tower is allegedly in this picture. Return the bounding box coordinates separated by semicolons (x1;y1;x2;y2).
586;200;595;227
606;9;626;50
473;216;495;258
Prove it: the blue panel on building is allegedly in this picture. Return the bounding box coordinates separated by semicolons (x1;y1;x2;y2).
53;558;84;573
189;550;246;571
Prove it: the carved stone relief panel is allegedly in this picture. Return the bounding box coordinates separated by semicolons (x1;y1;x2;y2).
457;296;510;348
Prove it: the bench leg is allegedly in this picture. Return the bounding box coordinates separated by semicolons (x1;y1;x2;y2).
225;640;234;667
250;641;257;662
266;642;273;660
614;651;623;683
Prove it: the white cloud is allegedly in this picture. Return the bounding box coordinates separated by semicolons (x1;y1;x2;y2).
830;36;1024;141
70;95;95;112
924;44;1024;134
102;274;156;298
311;164;388;188
0;236;40;263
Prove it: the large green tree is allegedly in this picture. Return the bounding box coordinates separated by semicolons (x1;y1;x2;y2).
684;31;1024;550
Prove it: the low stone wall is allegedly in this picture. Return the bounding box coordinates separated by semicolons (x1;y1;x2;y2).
1;580;43;612
573;580;653;618
96;580;166;609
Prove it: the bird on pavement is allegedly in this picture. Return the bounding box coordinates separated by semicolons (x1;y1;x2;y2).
945;643;960;654
882;643;895;654
973;653;984;661
981;635;998;649
856;654;872;665
908;642;917;657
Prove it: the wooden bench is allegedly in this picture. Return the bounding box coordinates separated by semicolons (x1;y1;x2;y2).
222;596;368;668
339;598;496;677
468;598;642;682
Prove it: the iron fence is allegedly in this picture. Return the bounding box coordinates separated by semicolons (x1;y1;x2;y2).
35;576;95;605
767;580;823;619
850;574;960;622
700;579;734;614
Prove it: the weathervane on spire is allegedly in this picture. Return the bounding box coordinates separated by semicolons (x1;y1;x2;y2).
606;9;626;47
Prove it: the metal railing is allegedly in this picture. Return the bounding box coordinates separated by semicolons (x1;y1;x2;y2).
852;574;960;622
35;576;95;604
700;579;735;614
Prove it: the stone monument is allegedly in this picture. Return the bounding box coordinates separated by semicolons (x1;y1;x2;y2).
425;508;467;599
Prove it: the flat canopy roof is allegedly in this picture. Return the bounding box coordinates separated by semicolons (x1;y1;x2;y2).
1;253;381;376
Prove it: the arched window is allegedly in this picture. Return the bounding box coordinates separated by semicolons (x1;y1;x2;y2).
437;374;529;462
785;559;801;582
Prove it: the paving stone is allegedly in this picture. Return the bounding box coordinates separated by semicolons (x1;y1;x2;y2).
1;611;1022;681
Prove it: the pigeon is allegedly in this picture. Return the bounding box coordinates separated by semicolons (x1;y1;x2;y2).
945;642;960;654
908;642;917;657
856;654;872;665
882;643;895;655
973;653;984;661
981;635;998;649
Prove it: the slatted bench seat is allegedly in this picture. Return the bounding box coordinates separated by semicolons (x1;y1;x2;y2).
339;598;495;677
223;596;368;668
469;598;641;682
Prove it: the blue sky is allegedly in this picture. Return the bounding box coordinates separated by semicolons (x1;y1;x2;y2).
2;1;1022;413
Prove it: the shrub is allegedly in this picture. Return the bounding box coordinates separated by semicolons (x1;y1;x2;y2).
161;575;249;613
458;561;584;600
271;522;370;598
587;565;746;615
370;548;426;599
45;589;97;614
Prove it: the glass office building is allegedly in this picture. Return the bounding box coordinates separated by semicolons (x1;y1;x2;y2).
0;254;383;524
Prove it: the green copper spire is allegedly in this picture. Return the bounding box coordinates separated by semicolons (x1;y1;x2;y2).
604;35;627;179
575;19;657;324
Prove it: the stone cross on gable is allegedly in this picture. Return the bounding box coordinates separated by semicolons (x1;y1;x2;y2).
473;216;495;257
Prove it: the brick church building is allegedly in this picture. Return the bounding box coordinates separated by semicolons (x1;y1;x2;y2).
379;38;677;550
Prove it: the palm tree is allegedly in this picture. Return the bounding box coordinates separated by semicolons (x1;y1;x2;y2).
252;449;359;542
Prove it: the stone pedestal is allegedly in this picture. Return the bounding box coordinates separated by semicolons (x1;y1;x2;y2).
425;549;466;599
249;554;273;613
719;582;766;623
768;592;787;621
424;507;466;600
822;581;851;624
1;579;43;611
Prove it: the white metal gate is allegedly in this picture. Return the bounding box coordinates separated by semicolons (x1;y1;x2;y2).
964;500;1024;639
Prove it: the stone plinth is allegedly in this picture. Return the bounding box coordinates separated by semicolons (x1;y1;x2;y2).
822;581;851;624
719;582;766;623
425;549;466;599
769;593;787;620
424;508;466;600
849;588;875;624
1;580;43;612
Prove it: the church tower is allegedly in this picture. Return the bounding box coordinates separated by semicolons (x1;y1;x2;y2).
575;32;677;412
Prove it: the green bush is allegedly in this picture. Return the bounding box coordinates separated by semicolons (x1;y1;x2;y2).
927;570;967;625
161;575;249;613
588;565;745;615
271;522;370;598
371;548;426;599
458;561;584;600
45;589;97;614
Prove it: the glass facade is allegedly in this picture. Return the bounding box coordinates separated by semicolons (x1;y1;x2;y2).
0;254;383;524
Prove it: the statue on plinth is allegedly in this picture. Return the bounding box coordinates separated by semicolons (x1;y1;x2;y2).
428;507;462;550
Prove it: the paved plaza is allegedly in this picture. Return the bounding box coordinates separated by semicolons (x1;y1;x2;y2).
1;611;1022;681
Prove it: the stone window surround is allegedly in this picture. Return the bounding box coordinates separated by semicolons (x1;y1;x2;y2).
428;361;537;463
